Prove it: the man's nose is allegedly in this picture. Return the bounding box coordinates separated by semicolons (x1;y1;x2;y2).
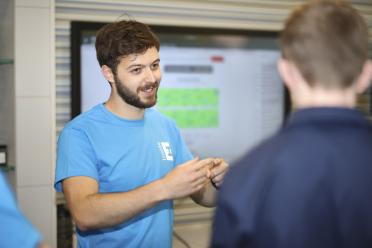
145;67;156;82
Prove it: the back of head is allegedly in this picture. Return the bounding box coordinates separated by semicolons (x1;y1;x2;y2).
280;0;369;89
95;20;160;74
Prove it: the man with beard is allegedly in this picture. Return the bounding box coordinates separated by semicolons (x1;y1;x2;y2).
54;20;228;248
211;1;372;247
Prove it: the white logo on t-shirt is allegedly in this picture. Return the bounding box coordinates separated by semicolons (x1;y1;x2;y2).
158;142;173;161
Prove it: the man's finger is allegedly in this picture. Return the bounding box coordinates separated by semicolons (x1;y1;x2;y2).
179;157;200;168
193;158;215;171
210;163;228;176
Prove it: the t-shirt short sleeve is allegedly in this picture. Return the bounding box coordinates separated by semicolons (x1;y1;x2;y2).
0;173;42;248
54;127;99;192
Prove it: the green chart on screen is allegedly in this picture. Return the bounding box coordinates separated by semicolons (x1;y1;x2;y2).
157;88;219;128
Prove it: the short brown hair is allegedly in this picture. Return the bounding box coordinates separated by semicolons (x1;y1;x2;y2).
95;20;160;73
280;0;369;89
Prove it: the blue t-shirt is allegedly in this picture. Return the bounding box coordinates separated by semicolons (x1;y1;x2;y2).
55;104;192;248
0;172;41;248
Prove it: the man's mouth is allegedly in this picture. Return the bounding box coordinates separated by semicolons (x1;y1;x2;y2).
142;85;156;92
139;83;158;96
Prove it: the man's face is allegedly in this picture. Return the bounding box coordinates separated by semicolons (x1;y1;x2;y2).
113;47;161;109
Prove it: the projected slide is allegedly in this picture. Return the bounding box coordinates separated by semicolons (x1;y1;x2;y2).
157;46;283;162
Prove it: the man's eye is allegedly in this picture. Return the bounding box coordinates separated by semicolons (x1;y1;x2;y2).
131;68;141;74
151;63;159;70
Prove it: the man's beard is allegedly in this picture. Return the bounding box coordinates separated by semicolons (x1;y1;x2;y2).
114;74;159;109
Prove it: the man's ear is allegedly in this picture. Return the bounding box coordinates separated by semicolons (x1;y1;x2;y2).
278;58;308;91
101;65;115;84
355;60;372;94
278;58;295;90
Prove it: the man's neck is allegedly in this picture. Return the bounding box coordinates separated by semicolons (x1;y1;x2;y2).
293;87;357;109
104;95;145;120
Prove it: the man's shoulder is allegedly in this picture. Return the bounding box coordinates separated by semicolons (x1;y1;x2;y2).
226;134;278;173
226;129;300;182
224;123;338;191
62;104;103;132
220;129;311;204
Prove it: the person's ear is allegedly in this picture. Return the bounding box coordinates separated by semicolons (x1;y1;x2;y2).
355;60;372;94
101;65;115;84
278;58;297;90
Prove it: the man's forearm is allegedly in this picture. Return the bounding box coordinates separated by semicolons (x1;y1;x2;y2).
68;179;168;231
190;180;217;207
